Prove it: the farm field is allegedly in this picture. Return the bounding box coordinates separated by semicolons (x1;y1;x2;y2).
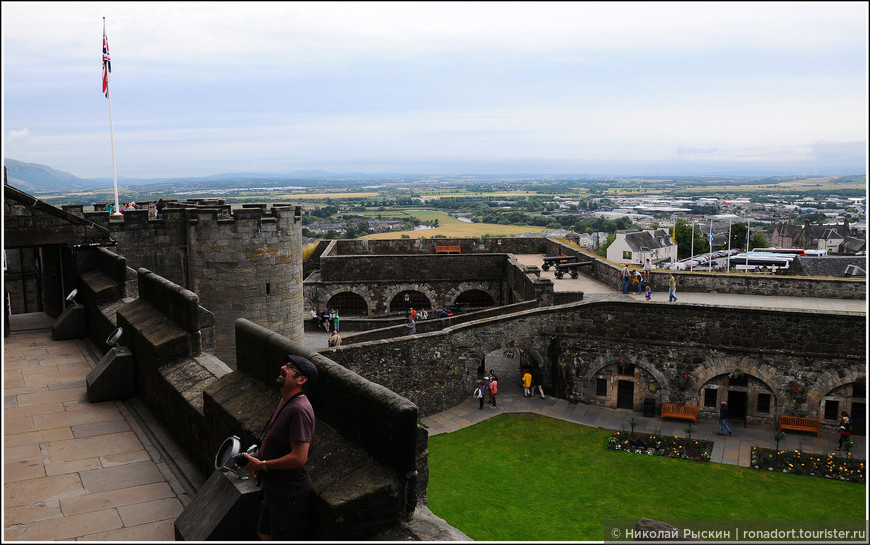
358;209;548;239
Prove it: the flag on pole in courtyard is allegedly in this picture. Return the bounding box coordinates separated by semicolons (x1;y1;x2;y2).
709;222;714;248
102;23;111;97
744;223;750;248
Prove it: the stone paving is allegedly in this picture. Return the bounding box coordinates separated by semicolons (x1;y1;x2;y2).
421;392;866;466
3;316;196;541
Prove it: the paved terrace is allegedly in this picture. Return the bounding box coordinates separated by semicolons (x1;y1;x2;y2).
3;264;866;541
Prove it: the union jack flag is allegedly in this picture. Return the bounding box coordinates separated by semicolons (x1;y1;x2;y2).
102;26;111;98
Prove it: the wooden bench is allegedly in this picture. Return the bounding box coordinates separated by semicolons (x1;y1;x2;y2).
661;403;698;424
435;245;461;254
778;415;820;437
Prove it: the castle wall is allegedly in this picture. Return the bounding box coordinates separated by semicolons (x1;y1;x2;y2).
539;239;865;300
85;203;305;364
323;301;865;431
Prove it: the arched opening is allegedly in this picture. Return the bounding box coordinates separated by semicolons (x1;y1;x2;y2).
821;378;866;436
389;290;430;314
453;289;495;312
591;358;661;413
698;372;776;426
325;292;368;317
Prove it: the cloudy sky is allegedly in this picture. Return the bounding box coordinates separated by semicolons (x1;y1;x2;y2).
2;1;867;179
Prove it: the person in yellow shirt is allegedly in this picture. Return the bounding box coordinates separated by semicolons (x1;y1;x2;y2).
522;368;532;397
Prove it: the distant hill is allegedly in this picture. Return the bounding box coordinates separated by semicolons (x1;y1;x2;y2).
3;159;111;193
3;158;418;194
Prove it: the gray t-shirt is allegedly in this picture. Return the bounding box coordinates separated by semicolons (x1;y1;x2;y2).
260;394;315;497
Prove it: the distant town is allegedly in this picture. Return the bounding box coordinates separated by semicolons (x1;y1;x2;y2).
6;160;866;273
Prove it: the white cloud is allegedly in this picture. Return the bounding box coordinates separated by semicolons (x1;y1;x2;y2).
6;128;30;140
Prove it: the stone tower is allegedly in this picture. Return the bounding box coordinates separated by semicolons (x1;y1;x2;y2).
85;201;304;364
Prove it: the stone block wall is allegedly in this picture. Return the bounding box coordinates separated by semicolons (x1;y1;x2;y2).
323;300;865;426
86;203;306;365
539;239;865;300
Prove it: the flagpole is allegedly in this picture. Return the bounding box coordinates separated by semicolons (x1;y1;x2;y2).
744;213;750;270
103;17;120;216
690;221;695;266
727;219;732;273
108;86;120;215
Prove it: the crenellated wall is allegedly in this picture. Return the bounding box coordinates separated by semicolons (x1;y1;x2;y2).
84;202;305;364
74;251;427;539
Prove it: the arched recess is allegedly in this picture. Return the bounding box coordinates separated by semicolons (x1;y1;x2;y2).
467;339;546;394
694;354;779;425
453;289;495;310
587;355;670;412
325;291;369;317
389;290;431;313
812;365;866;434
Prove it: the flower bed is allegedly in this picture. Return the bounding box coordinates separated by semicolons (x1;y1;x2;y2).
750;447;865;483
607;431;712;462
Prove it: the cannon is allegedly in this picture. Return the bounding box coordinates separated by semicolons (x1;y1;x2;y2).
541;255;578;271
553;261;591;279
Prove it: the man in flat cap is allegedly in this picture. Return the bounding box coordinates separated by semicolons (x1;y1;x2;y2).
243;354;317;540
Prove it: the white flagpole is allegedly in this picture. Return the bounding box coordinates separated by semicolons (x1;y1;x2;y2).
727;219;732;273
690;221;695;264
104;18;121;216
745;215;750;269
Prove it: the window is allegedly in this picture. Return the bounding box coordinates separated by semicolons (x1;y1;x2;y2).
596;378;607;396
622;251;632;260
704;388;717;407
824;399;840;421
757;393;771;414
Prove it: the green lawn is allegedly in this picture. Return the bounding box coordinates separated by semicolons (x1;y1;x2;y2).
427;414;866;541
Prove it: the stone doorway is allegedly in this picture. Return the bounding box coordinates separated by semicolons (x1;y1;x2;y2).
617;380;634;410
727;390;748;426
851;402;865;436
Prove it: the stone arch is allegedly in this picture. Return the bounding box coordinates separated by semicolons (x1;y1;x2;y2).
587;354;670;397
387;287;433;313
585;353;672;412
808;363;866;422
694;353;780;423
325;291;369;317
453;289;496;310
809;363;865;405
443;282;499;309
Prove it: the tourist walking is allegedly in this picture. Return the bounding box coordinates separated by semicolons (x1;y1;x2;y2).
521;368;532;397
473;380;486;410
407;316;416;335
634;269;643;294
718;402;732;435
488;373;498;408
332;309;340;332
621;265;630;294
321;310;331;333
310;307;318;328
328;330;341;347
531;366;545;399
668;274;678;302
645;285;652;302
837;411;852;451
